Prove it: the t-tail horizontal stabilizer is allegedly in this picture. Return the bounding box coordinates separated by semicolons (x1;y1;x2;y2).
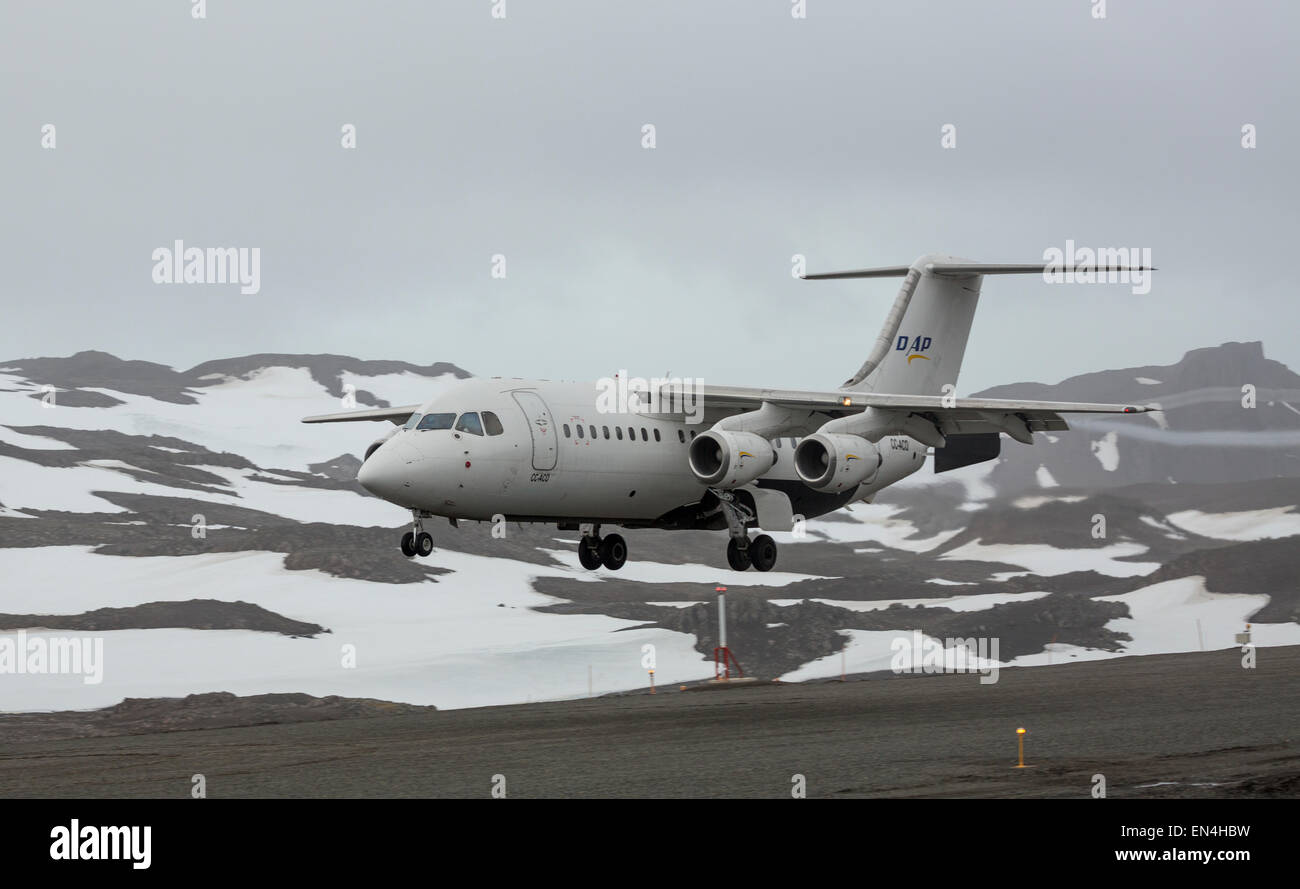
802;260;1156;280
802;254;1156;394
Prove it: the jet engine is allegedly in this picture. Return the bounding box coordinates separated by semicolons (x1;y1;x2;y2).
688;430;776;488
794;433;881;492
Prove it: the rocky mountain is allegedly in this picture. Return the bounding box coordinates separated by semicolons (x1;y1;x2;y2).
2;350;470;409
0;344;1296;712
970;341;1300;493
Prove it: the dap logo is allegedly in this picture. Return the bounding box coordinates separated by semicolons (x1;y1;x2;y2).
896;335;933;364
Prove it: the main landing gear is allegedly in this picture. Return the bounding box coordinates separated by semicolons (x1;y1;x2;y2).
576;524;627;571
400;510;435;558
726;533;777;572
715;489;777;572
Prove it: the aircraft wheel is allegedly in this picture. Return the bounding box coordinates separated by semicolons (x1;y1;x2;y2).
400;532;416;558
749;534;777;572
726;538;751;571
416;532;434;557
578;539;603;570
599;533;627;571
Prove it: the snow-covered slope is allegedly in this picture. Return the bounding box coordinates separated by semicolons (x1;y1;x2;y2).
1;348;1297;713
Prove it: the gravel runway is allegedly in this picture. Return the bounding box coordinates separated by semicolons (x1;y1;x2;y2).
3;647;1296;798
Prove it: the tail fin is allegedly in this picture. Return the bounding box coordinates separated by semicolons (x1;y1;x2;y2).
803;254;1154;396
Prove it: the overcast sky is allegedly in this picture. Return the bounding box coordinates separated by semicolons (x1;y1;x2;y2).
2;1;1296;394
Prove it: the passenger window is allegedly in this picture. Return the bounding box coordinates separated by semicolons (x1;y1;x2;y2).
455;413;484;436
602;426;610;440
563;424;571;438
483;411;504;436
589;425;596;439
416;413;456;431
403;413;422;430
677;429;685;443
577;425;584;438
640;428;648;441
690;430;697;439
627;426;634;441
616;427;623;440
653;429;661;442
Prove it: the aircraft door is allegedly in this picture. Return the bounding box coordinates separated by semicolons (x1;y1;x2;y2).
511;390;558;471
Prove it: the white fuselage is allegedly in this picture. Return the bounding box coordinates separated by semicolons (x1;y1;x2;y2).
356;377;926;527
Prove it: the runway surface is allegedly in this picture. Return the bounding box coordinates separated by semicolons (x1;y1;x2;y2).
3;646;1297;798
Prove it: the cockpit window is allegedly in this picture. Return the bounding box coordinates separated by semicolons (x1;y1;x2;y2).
416;413;456;431
455;412;484;436
483;411;504;436
403;413;422;430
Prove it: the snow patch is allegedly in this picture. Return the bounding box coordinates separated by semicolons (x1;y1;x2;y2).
894;458;998;502
1139;515;1187;540
780;629;1003;681
939;540;1158;577
1166;507;1300;541
339;371;443;410
537;548;827;586
0;547;719;712
1090;430;1119;471
1096;576;1300;656
0;427;78;450
1014;494;1085;509
792;502;963;553
771;591;1049;613
0;366;458;473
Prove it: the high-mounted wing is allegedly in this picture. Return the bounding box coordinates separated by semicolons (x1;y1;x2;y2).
695;384;1151;417
301;405;421;425
657;381;1156;444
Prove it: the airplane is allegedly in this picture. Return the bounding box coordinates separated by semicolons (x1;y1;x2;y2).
303;254;1157;572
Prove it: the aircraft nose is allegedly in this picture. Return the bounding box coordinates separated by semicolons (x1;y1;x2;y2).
357;441;411;502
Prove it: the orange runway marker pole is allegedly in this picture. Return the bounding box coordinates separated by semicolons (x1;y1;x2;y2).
715;585;728;680
1016;727;1027;768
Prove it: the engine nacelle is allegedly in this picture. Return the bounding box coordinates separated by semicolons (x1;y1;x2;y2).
794;433;881;492
688;430;776;488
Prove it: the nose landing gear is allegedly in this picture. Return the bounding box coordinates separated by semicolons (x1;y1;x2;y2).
401;511;435;558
